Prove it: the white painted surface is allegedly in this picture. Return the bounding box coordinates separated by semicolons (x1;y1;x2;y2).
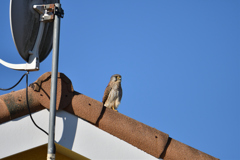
0;109;161;160
0;110;49;158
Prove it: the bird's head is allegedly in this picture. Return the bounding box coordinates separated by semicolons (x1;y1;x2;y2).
111;74;122;82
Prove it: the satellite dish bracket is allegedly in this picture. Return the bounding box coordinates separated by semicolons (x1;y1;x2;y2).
0;4;57;71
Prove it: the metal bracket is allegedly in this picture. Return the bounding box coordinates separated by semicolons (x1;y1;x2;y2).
33;4;55;22
54;6;64;18
33;4;64;22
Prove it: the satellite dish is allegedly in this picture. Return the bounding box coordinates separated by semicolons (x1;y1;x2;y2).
1;1;64;159
0;0;59;71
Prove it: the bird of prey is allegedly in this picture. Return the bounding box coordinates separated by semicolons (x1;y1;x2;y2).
102;74;122;111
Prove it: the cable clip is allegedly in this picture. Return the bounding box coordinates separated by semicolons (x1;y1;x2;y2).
54;6;64;18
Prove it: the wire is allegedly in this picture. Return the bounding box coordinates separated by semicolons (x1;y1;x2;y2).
0;73;27;91
25;71;49;136
0;71;48;135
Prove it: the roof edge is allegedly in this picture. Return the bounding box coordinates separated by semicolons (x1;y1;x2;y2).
0;72;219;160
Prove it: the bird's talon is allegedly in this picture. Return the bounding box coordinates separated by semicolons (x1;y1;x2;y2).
111;107;118;112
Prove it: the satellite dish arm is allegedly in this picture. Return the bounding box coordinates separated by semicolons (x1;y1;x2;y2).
0;59;36;71
0;22;45;71
0;4;54;71
0;21;46;71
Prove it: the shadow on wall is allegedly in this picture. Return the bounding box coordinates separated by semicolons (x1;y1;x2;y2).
56;111;78;150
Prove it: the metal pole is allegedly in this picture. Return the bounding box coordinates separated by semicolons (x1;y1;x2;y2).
47;3;61;160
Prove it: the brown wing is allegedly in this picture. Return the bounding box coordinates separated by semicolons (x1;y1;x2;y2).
102;83;112;104
119;86;122;102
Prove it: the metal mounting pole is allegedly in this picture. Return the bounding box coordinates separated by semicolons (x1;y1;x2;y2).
47;3;62;160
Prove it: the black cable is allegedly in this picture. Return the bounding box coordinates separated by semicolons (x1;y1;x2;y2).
0;71;48;135
0;73;27;91
25;71;49;136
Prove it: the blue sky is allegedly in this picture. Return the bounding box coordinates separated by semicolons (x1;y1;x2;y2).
0;0;239;159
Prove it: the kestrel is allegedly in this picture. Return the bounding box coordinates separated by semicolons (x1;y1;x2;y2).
102;74;122;111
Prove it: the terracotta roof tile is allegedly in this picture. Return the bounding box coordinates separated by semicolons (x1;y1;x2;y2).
0;72;219;160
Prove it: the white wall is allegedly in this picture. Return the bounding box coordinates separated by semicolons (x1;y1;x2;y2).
0;109;162;160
